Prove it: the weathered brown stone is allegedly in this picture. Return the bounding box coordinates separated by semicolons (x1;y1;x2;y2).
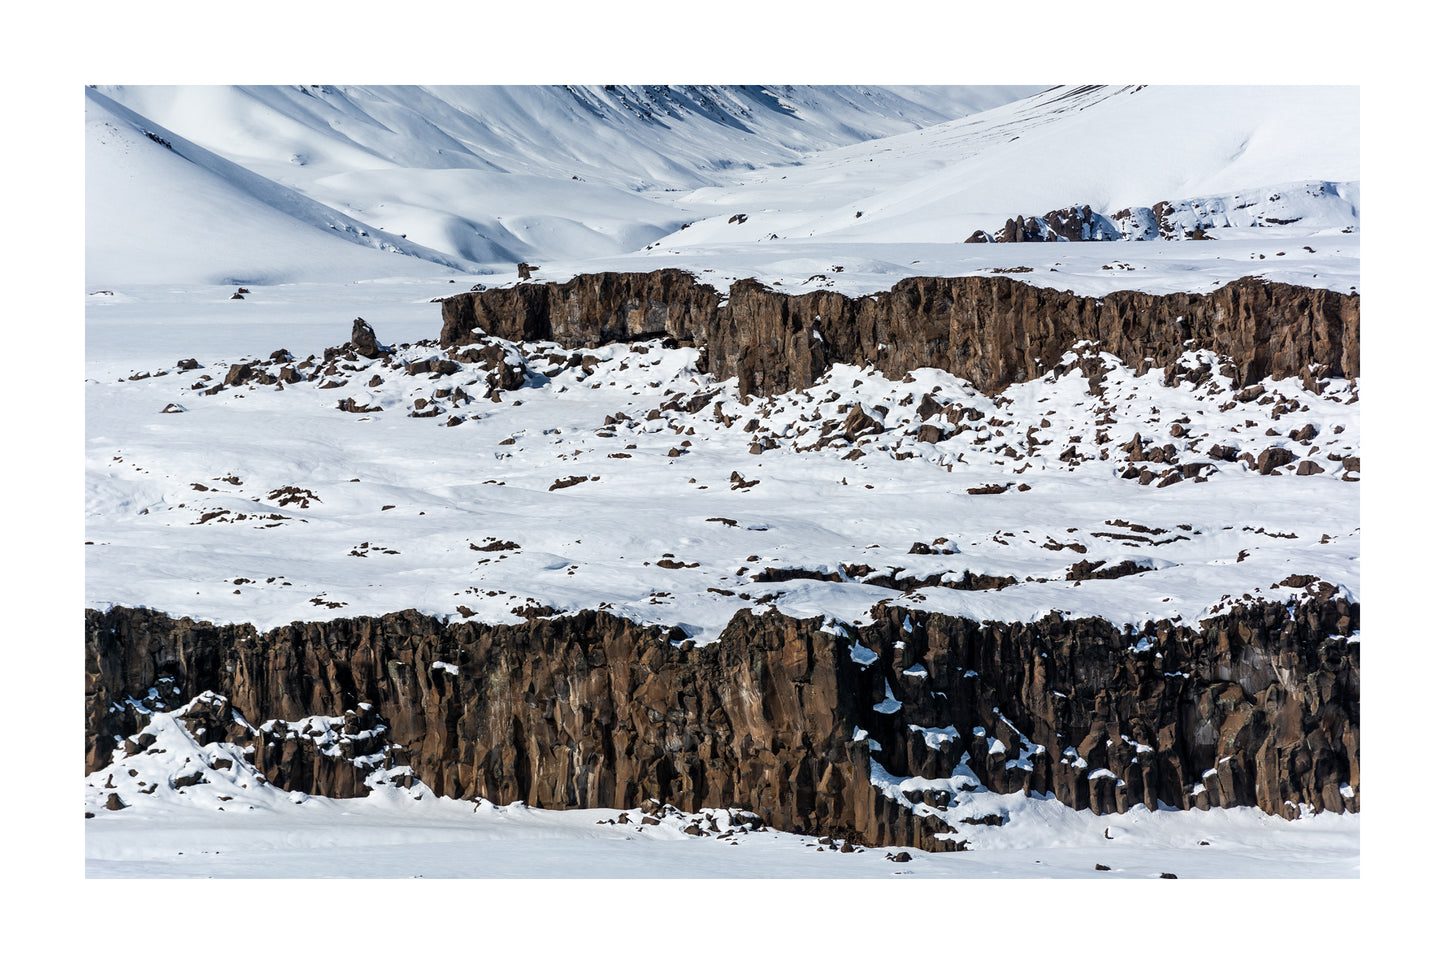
1256;446;1298;475
840;404;884;442
441;269;722;349
223;363;254;387
350;318;386;359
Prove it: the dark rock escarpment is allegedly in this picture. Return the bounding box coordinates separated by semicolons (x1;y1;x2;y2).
87;597;1358;849
853;599;1358;821
439;272;1358;398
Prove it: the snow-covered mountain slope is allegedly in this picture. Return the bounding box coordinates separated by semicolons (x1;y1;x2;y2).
662;85;1360;251
88;85;1359;290
94;85;1043;190
88;85;1043;276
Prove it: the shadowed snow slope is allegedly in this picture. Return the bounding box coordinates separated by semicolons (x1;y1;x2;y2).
85;88;468;286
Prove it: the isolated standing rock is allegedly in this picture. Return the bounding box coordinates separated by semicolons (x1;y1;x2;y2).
350;318;386;359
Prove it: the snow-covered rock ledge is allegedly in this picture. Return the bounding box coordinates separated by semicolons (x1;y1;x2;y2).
440;272;1359;398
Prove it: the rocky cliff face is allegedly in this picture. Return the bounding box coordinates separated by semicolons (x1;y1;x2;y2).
441;268;722;349
852;595;1359;820
86;596;1359;849
440;272;1359;398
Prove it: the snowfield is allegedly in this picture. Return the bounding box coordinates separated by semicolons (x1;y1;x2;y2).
84;83;1361;879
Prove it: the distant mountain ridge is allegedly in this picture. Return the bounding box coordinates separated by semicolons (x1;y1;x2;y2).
86;84;1042;283
93;84;1042;189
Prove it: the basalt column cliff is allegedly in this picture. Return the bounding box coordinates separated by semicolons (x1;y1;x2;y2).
87;595;1358;851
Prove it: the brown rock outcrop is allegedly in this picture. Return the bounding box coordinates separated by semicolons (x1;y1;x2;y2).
441;268;722;349
439;272;1359;398
87;594;1358;849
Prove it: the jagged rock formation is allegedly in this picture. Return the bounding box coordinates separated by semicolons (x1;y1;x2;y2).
968;204;1122;243
964;183;1357;244
440;272;1358;398
86;595;1359;850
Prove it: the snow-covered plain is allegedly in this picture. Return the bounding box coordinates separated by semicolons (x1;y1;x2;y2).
85;283;1360;640
85;84;1361;877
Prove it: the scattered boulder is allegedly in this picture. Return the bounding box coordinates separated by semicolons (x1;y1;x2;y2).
1256;446;1297;475
1236;385;1267;404
549;476;590;491
1208;443;1240;462
337;398;383;414
223;363;255;387
841;404;884;441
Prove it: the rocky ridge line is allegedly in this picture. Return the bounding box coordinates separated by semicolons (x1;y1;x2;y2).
440;271;1359;399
